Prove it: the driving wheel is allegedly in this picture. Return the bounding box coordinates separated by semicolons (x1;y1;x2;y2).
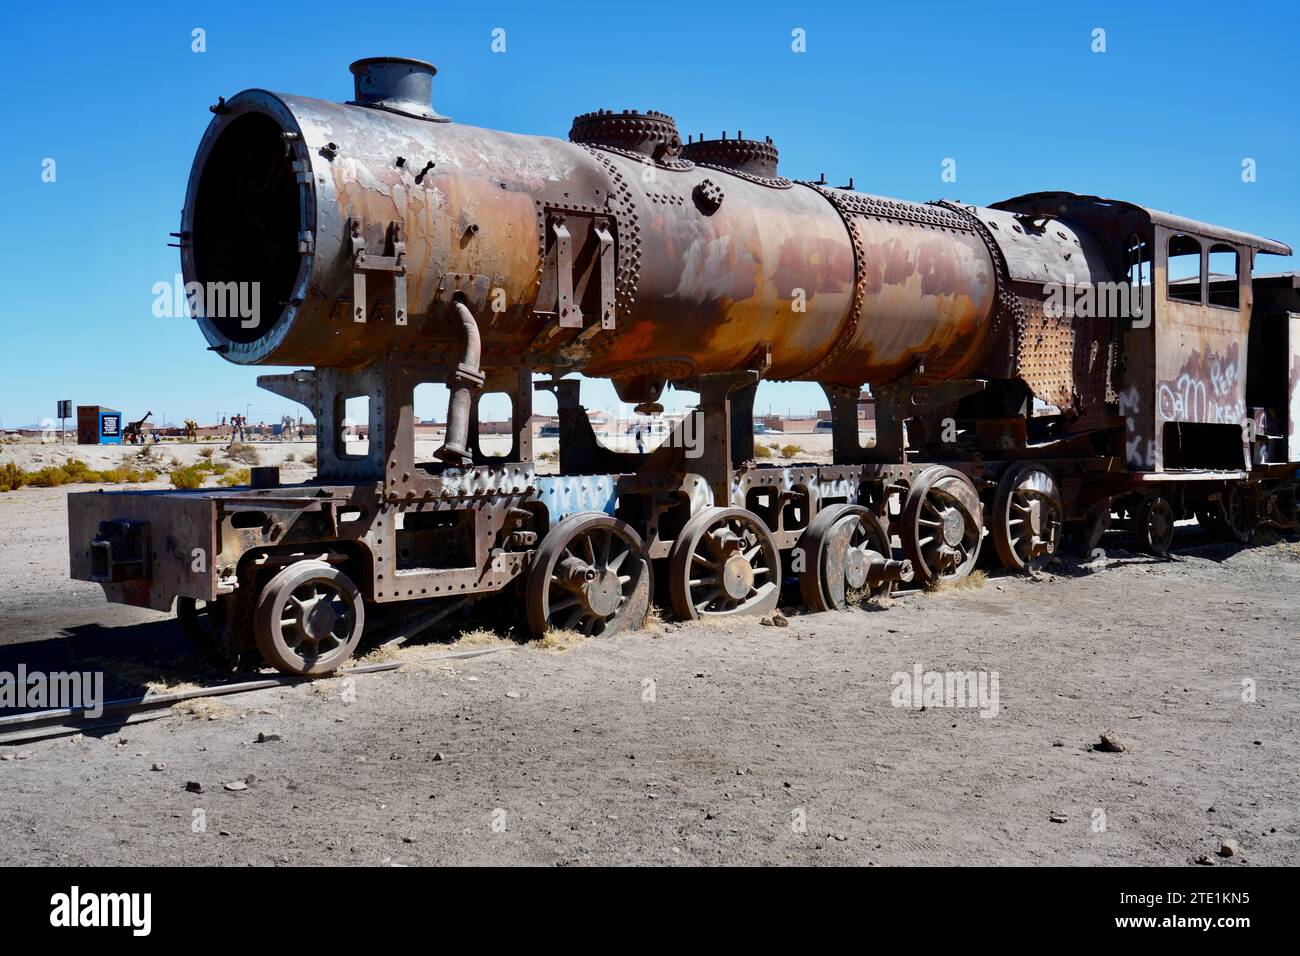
797;504;912;611
900;466;984;586
991;462;1063;572
525;513;651;639
668;507;781;620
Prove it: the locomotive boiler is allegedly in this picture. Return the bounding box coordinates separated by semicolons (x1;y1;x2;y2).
69;57;1300;676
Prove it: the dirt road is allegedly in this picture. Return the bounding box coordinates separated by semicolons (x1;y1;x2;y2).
0;479;1296;866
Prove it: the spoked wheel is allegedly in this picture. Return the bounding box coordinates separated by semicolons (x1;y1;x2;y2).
991;462;1063;573
668;506;781;621
1198;487;1255;544
1135;494;1175;556
254;560;365;676
1219;486;1255;544
1264;483;1298;531
797;504;912;611
900;466;984;587
177;596;241;672
525;513;651;639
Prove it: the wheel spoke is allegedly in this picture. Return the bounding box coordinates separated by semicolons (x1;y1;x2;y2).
701;531;722;557
693;587;722;612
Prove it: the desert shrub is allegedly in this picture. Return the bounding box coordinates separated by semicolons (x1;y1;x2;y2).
0;459;149;491
0;461;26;492
25;466;71;487
226;443;261;465
285;452;296;462
780;444;802;458
66;461;106;482
198;447;215;460
101;465;157;484
218;468;251;487
302;452;317;465
169;465;206;490
754;444;773;459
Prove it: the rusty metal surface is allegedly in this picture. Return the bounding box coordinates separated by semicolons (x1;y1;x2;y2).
679;134;789;186
68;490;219;610
182;70;1029;392
795;189;998;385
992;192;1291;260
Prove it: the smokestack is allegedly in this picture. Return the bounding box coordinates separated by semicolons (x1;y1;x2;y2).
348;57;449;122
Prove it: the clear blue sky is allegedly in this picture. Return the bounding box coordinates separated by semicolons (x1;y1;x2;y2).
2;0;1296;428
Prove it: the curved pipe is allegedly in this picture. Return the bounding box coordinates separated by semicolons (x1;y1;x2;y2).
433;299;484;465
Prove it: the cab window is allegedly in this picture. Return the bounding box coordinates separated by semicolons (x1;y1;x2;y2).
1206;244;1240;309
1166;234;1202;303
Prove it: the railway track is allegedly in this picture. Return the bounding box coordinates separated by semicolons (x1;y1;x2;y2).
0;646;505;746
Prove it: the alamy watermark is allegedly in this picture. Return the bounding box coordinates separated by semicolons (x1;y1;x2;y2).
152;274;261;329
49;886;151;936
1;665;104;718
890;663;999;718
1042;276;1147;328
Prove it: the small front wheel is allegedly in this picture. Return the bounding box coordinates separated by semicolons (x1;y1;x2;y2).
177;596;242;672
254;560;365;676
1135;495;1175;557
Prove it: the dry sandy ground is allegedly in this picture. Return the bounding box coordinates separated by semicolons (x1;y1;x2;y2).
0;474;1296;866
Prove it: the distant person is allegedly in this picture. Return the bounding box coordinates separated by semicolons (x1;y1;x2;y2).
635;426;645;455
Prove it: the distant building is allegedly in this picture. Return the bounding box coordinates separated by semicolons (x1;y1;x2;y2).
76;406;123;445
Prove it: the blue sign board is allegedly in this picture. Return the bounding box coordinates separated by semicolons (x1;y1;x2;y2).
99;412;122;445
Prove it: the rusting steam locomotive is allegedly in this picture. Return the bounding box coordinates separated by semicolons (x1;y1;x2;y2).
69;57;1299;675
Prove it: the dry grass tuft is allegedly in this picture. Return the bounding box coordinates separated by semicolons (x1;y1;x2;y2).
641;604;666;635
170;697;235;720
538;628;585;652
81;657;203;696
925;569;988;594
